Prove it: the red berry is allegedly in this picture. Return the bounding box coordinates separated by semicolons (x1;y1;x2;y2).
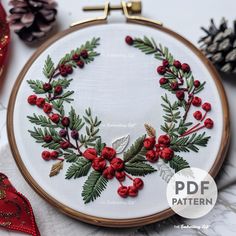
143;137;156;150
162;59;169;67
60;141;70;149
80;50;88;59
83;148;98;161
202;102;211;112
59;65;67;77
50;151;59;159
128;186;138;197
54;85;63;95
71;130;79;140
50;114;60;123
43;83;52;92
193;111;202;120
171;82;179;90
117;186;129;198
181;63;191;73
125;36;133;45
43;103;52;114
133;178;144;190
110;158;124;171
27;95;37;105
173;60;182;69
204;118;214;129
77;60;84;68
61;117;70;127
146;150;158;163
194;80;200;88
158;135;171;146
160;147;174;160
102;166;115;179
36;98;45;108
92;157;107;171
59;129;67;137
66;65;73;74
157;66;166;75
159;77;168;85
192;96;202;106
72;53;80;61
43;135;52;143
115;171;126;182
176;90;185;100
101;147;116;161
42;151;51;161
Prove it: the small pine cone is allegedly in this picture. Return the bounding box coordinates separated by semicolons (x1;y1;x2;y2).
199;18;236;74
8;0;57;43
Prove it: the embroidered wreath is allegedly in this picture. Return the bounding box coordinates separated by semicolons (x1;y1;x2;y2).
27;36;214;204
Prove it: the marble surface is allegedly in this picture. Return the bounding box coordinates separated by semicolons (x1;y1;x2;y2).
1;0;236;235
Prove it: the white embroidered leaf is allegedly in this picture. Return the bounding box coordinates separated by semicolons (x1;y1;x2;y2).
156;159;174;183
112;135;130;154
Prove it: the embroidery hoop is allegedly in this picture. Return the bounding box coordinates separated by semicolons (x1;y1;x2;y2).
7;1;230;227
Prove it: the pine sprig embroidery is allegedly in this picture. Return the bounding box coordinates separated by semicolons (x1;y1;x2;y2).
66;158;91;179
43;55;55;78
170;132;210;152
27;113;59;128
169;155;190;172
125;162;156;176
82;171;108;204
27;80;45;94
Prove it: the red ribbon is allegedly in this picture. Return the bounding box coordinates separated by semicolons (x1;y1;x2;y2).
0;173;40;236
0;2;10;78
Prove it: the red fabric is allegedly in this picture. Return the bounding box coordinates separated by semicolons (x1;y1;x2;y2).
0;173;40;236
0;2;10;77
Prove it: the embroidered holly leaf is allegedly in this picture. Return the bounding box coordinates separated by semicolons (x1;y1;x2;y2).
95;138;106;155
49;160;64;177
168;155;190;173
43;55;55;78
69;107;85;131
27;80;45;94
123;135;146;163
144;124;156;137
170;132;210;152
161;94;181;123
66;158;91;179
27;113;59;128
64;149;81;163
82;171;108;204
124;162;156;176
112;135;130;154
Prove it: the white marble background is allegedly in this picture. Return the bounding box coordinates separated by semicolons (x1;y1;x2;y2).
1;0;236;235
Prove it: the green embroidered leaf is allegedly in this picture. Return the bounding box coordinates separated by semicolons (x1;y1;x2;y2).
27;80;45;94
69;107;85;131
194;81;206;94
94;138;106;155
82;171;108;204
43;55;55;78
60;91;74;103
27;113;58;128
51;78;72;89
66;158;91;179
133;37;158;54
123;135;146;163
170;132;210;152
64;149;81;163
51;100;65;116
125;162;156;176
169;155;190;172
161;94;181;124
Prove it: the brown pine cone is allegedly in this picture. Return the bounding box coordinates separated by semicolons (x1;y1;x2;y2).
8;0;57;43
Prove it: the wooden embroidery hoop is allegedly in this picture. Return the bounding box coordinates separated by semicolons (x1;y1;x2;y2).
7;1;230;228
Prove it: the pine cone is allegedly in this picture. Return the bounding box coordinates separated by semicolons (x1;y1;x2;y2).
8;0;57;43
199;18;236;73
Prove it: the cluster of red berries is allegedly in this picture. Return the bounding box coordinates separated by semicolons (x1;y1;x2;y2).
43;82;63;95
144;135;174;163
59;50;88;77
83;146;144;198
41;150;59;161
